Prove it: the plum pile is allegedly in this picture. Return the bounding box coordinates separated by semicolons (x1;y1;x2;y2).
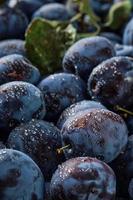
0;0;132;199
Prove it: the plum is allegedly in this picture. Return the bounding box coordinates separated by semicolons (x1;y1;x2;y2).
57;100;106;129
50;157;116;200
63;36;116;81
0;54;40;85
7;119;64;181
38;73;86;121
0;81;46;132
61;108;128;163
88;56;133;111
0;149;45;200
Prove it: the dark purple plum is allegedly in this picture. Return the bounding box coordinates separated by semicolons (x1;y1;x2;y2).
88;56;133;111
0;39;26;58
115;44;133;57
57;100;106;129
38;73;86;121
0;54;40;85
0;81;46;132
7;119;64;181
50;157;116;200
63;36;116;82
61;109;128;163
0;6;28;40
123;18;133;45
0;149;45;200
8;0;43;19
32;3;72;21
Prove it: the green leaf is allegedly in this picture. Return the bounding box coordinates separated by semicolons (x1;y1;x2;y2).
73;0;101;37
75;0;100;23
104;0;132;30
25;18;76;74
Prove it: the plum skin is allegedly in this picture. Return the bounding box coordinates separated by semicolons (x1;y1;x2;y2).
0;149;45;200
50;157;116;200
38;73;86;122
63;36;116;82
0;81;46;131
61;108;128;163
0;54;40;85
88;56;133;111
57;100;106;129
7;119;64;181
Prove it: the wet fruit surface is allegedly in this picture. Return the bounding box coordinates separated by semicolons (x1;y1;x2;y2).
7;119;64;181
38;73;86;121
63;36;116;82
50;157;116;200
0;1;132;199
0;81;46;132
0;149;45;200
0;54;40;85
57;100;106;129
88;56;133;111
61;109;128;163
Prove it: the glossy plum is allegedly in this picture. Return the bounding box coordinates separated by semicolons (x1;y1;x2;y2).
61;109;128;163
0;81;46;132
63;36;116;81
0;149;45;200
7;119;64;181
38;73;86;121
57;100;106;129
88;56;133;111
0;54;40;85
50;157;116;200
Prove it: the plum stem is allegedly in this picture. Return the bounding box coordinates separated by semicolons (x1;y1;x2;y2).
57;144;71;154
116;105;133;116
